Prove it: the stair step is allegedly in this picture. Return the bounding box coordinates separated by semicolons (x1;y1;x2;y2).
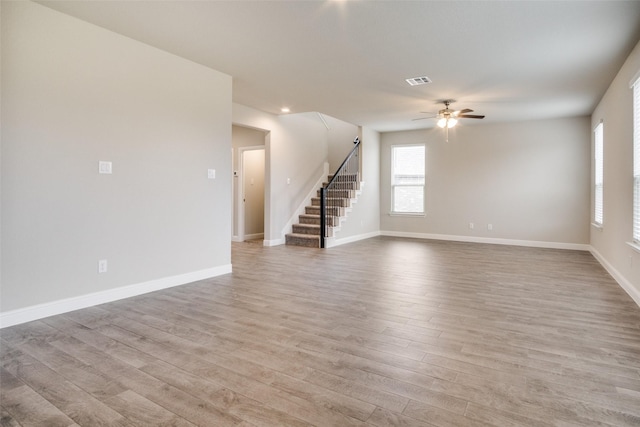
292;223;320;235
322;181;358;190
298;214;339;226
317;189;355;199
285;233;320;248
299;214;321;225
328;173;358;182
311;197;350;207
305;205;344;216
288;172;359;250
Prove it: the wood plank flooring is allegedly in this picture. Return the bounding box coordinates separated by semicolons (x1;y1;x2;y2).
2;236;640;426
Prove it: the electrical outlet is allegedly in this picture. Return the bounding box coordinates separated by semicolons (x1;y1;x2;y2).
487;224;493;231
98;161;112;174
469;222;474;229
98;259;108;273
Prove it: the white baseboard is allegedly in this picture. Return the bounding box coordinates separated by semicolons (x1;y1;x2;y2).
590;247;640;308
379;231;590;251
0;265;232;329
263;238;284;247
326;230;381;248
244;233;264;241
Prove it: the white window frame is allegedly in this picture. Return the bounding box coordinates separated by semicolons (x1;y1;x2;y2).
594;121;604;227
390;144;426;215
633;76;640;244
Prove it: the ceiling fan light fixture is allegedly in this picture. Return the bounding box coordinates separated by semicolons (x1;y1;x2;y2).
437;117;457;128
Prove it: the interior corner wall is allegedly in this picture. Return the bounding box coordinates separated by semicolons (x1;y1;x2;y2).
322;115;359;173
380;117;591;246
590;39;640;304
1;2;232;314
232;104;329;243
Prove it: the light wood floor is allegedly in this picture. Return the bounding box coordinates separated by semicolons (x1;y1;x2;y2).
2;237;640;426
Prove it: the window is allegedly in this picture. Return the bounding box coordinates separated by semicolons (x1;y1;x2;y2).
391;144;425;214
594;122;604;226
633;77;640;243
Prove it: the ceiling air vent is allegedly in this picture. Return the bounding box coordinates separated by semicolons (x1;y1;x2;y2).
406;76;432;86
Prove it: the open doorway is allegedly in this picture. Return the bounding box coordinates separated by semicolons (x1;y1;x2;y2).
232;125;267;243
240;147;265;241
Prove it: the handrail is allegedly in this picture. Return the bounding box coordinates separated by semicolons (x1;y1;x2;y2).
320;137;361;248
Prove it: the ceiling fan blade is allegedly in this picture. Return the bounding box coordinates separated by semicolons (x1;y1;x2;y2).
412;117;430;121
456;109;473;114
458;114;485;119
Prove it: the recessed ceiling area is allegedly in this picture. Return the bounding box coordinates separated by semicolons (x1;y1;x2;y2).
36;0;640;132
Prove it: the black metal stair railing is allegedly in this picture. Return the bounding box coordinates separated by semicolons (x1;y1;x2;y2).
319;137;361;248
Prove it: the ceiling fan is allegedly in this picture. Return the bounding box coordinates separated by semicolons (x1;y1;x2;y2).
414;100;485;141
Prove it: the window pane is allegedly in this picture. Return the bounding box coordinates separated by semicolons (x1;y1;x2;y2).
635;176;640;242
594;122;603;225
391;145;425;213
393;145;425;176
393;186;424;213
634;80;640;242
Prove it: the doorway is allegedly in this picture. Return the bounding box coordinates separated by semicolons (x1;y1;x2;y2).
232;125;267;243
239;147;265;242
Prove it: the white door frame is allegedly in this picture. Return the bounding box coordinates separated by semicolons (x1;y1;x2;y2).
237;145;265;242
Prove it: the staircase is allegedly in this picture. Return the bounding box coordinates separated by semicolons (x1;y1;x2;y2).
285;173;359;248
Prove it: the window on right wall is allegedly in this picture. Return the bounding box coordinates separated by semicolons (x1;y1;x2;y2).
633;76;640;243
594;121;604;226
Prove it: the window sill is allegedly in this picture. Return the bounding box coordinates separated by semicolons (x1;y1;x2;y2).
627;242;640;254
389;212;426;218
591;223;603;231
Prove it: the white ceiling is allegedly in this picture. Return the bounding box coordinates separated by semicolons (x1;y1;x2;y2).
38;0;640;132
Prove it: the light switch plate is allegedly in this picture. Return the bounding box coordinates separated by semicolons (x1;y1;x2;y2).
208;169;216;179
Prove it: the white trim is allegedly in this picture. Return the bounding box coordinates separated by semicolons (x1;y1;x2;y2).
627;241;640;254
326;230;382;248
237;145;266;243
263;238;285;247
0;265;232;329
590;247;640;308
388;212;427;217
379;230;590;251
244;233;264;241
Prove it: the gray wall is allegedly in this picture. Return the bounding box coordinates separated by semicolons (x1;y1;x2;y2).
380;117;591;245
323;115;359;174
590;39;640;303
1;2;232;313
